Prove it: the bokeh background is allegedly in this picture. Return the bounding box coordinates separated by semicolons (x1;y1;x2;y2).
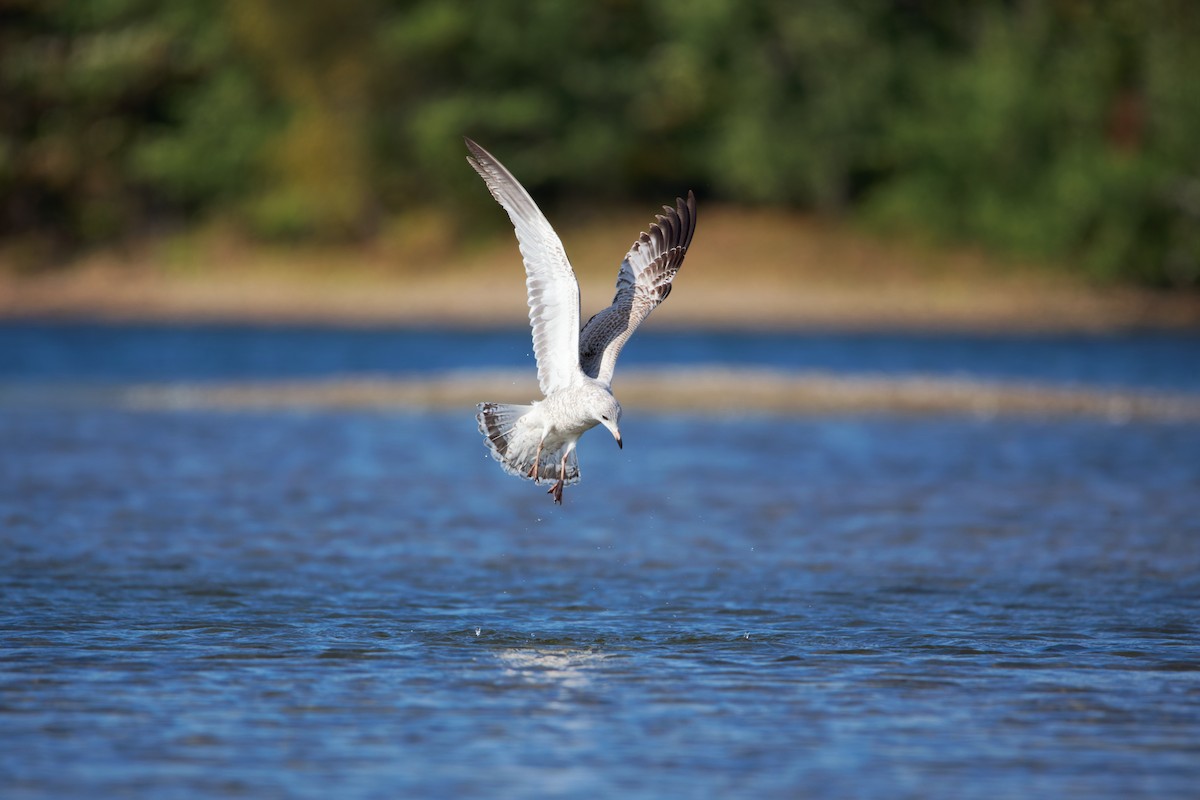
3;0;1200;289
4;5;1200;799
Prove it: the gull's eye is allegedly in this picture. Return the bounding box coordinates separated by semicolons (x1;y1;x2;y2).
601;415;609;421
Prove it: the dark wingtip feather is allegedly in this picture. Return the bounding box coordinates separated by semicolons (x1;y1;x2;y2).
647;190;697;256
679;191;697;250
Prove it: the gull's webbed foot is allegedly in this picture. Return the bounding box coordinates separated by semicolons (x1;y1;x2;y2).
547;479;564;504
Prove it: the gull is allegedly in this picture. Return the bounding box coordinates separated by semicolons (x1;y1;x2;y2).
466;137;696;504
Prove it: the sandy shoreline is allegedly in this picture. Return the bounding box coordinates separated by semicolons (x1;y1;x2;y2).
3;263;1197;333
3;208;1198;331
118;369;1200;421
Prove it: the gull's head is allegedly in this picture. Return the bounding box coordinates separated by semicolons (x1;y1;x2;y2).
592;394;623;449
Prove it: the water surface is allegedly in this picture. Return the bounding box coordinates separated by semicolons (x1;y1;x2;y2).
3;322;1197;391
3;406;1198;798
2;324;1198;798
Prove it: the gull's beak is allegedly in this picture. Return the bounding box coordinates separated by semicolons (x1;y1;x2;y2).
607;424;623;449
600;418;622;448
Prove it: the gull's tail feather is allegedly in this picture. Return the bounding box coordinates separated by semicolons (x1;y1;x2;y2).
476;402;530;461
476;402;581;485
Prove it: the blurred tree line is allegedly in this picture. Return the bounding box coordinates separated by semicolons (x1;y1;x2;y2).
2;0;1198;285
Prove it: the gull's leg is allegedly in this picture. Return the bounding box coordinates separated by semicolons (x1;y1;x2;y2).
527;437;544;481
546;449;569;504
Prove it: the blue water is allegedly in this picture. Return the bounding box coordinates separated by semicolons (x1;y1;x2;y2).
2;321;1198;391
2;323;1199;799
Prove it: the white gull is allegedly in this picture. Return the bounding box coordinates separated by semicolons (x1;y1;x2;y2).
466;137;697;504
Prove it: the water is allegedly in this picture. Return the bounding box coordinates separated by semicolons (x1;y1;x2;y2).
3;324;1199;799
3;321;1198;391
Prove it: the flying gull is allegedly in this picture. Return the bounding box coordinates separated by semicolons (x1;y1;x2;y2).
466;138;696;504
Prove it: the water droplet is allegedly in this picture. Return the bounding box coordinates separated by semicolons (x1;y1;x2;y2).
475;627;482;637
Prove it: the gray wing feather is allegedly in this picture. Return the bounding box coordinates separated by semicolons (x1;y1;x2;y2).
465;138;582;396
579;191;696;387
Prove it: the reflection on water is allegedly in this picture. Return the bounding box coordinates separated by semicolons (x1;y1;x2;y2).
2;407;1198;798
496;649;611;691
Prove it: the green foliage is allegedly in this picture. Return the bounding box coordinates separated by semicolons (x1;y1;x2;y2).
130;69;275;208
863;1;1200;286
2;0;1198;284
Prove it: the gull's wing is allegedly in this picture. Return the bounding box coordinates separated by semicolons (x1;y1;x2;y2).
465;138;581;396
579;191;696;387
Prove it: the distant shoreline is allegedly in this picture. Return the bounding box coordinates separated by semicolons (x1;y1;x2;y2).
3;208;1198;332
4;265;1197;333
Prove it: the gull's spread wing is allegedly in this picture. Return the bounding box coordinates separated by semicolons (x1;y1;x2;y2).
579;191;696;387
465;138;581;396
